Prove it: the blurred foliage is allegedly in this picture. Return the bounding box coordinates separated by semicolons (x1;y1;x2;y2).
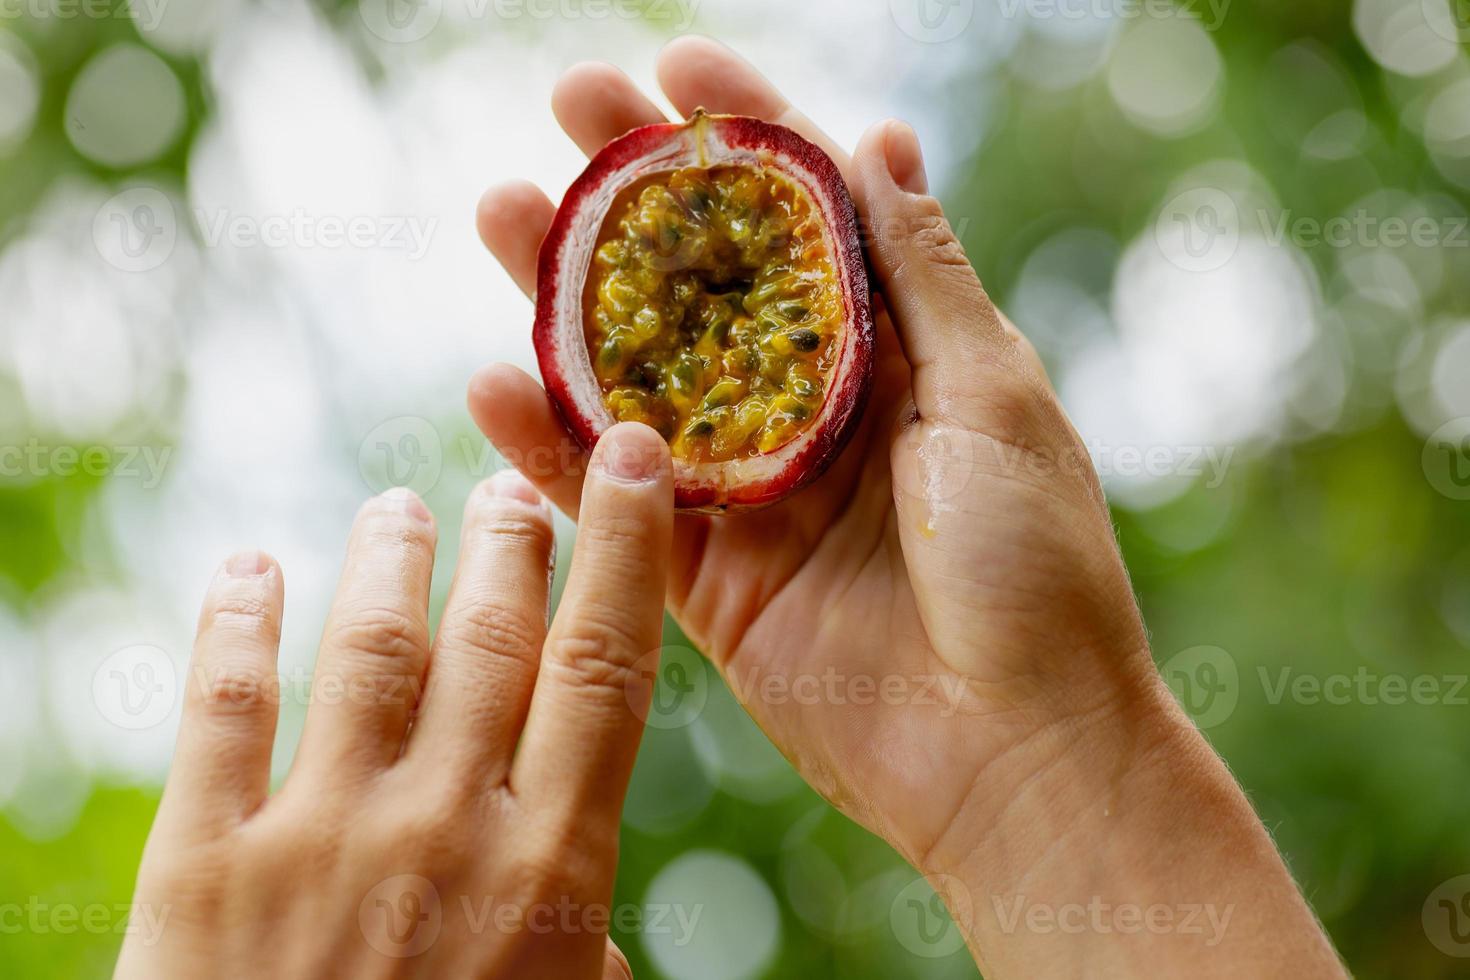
3;0;1470;977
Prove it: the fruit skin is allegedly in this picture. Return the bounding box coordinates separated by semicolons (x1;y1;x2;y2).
534;112;874;512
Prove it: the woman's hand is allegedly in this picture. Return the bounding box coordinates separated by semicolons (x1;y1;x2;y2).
116;423;672;980
470;37;1345;977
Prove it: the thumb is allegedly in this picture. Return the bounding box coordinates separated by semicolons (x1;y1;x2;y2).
849;119;1052;433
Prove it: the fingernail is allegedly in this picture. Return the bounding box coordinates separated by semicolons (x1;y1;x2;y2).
487;469;543;506
225;551;270;577
596;429;663;484
379;486;434;525
885;120;928;195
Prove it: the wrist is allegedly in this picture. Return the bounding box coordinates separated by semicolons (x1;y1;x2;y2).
917;652;1190;881
917;658;1344;978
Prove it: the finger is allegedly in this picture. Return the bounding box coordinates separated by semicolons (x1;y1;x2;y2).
656;35;851;172
476;181;557;299
292;488;437;781
552;61;667;157
402;472;555;785
850;119;1051;431
602;939;633;980
155;551;284;836
512;423;672;828
467;362;588;517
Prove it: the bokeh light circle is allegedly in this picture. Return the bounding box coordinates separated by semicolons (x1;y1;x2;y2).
642;851;780;980
1353;0;1458;77
65;44;186;168
1107;18;1223;137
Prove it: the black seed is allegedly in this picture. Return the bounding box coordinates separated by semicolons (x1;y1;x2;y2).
789;328;820;353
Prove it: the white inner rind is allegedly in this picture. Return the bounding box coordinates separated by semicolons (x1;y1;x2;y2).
549;124;864;498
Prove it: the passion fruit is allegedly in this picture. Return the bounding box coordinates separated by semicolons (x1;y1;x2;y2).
534;111;874;511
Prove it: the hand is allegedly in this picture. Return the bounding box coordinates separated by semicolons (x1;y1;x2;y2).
472;36;1149;877
470;37;1344;977
116;424;673;980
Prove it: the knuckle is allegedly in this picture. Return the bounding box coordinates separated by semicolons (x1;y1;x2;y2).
437;602;542;663
357;511;434;554
327;604;428;665
465;497;554;550
546;627;642;699
578;514;651;555
194;663;277;713
906;202;973;273
200;594;280;643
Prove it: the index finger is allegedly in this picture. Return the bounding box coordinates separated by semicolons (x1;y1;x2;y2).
510;423;673;829
655;35;852;173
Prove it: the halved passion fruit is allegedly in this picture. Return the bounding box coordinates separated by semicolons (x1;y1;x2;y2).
534;111;874;511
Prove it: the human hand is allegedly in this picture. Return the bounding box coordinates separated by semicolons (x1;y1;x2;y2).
471;35;1151;879
116;424;673;980
471;37;1343;976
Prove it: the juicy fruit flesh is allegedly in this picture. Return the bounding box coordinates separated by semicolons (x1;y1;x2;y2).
584;165;841;462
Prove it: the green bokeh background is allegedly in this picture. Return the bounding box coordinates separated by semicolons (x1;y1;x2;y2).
3;0;1470;977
